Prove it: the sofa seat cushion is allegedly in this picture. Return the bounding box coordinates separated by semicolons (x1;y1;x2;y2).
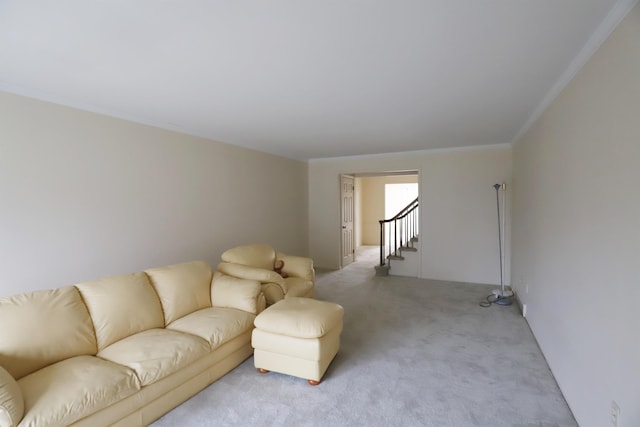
283;277;314;299
98;329;210;386
167;307;256;350
17;355;139;427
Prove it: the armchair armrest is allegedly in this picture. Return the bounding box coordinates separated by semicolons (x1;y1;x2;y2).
217;262;286;290
0;365;24;427
276;253;315;283
211;272;266;314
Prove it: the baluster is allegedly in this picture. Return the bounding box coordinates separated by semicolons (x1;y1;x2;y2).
379;220;384;266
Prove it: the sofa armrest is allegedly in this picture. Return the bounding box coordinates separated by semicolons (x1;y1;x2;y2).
217;262;286;290
276;253;315;283
211;272;265;314
0;366;23;427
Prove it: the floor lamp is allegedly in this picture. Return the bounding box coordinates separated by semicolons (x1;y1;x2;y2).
492;183;513;305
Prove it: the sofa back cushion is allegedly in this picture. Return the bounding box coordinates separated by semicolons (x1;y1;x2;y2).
145;261;212;325
75;272;165;350
221;244;276;270
211;272;264;314
0;286;97;379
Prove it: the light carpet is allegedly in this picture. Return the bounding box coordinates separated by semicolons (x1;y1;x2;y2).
152;247;576;427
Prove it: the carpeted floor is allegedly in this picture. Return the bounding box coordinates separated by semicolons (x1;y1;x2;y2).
152;246;576;427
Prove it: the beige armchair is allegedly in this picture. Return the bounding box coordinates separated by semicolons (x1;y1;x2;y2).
217;244;315;306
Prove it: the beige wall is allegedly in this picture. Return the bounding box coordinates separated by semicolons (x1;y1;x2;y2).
359;175;418;245
309;146;511;284
0;91;308;297
512;5;640;426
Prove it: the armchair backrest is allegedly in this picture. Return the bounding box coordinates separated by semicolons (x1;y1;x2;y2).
221;244;276;270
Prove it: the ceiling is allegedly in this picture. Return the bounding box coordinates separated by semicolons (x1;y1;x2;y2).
0;1;631;160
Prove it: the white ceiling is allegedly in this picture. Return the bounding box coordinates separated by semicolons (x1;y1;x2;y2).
0;1;633;160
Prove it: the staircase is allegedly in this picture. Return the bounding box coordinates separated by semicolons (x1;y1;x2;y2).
375;197;419;277
387;235;420;277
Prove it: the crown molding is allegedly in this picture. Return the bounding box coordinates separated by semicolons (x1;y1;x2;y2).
0;81;202;138
511;0;639;146
308;143;511;163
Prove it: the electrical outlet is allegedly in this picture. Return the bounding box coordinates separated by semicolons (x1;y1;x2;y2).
611;400;620;427
522;304;527;318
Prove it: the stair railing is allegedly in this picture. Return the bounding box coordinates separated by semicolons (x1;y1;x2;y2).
378;197;419;267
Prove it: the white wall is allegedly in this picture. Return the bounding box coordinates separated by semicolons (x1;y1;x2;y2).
309;146;511;285
511;5;640;426
0;91;308;297
359;175;418;245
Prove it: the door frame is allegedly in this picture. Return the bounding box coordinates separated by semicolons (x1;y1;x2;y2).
338;170;421;272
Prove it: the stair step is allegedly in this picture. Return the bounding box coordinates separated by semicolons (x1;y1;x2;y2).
387;254;404;260
400;246;417;252
374;265;390;276
388;246;419;277
410;236;419;243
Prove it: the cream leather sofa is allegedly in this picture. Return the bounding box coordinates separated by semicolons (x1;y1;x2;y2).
217;244;315;306
0;261;266;427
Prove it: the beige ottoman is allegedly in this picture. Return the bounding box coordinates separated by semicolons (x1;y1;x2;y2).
251;297;344;385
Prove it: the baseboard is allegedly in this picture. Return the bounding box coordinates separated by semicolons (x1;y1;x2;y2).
514;289;526;317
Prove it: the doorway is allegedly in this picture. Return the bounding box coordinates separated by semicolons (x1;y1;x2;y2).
340;171;419;268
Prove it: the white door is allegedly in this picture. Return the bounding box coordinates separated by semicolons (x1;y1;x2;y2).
341;175;355;267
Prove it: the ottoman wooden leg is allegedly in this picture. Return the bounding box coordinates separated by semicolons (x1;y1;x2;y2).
307;379;320;386
258;368;269;374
